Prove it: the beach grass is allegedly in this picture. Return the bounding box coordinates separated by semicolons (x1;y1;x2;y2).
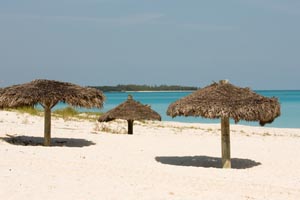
53;106;79;119
7;106;43;116
53;107;100;121
7;106;100;121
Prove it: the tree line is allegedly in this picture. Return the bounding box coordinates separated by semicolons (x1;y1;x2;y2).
90;84;198;92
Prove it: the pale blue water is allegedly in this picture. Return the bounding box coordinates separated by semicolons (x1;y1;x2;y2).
49;90;300;128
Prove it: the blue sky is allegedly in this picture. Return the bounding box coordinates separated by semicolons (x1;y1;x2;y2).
1;0;299;89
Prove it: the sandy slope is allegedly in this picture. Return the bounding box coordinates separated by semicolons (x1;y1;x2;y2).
0;110;300;200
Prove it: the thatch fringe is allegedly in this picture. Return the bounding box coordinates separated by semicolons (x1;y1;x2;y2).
167;81;280;126
0;79;105;109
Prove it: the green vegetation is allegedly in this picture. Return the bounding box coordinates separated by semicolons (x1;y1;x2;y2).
53;107;79;119
53;107;100;121
9;106;100;121
9;106;43;116
90;84;198;92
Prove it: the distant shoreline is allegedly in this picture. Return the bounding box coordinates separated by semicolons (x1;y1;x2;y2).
104;90;196;93
90;84;199;92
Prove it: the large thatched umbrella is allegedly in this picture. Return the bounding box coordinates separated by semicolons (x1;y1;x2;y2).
98;95;161;134
0;79;105;146
167;80;280;168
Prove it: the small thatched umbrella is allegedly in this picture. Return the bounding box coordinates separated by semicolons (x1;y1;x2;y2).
0;79;105;146
167;80;280;168
98;95;161;134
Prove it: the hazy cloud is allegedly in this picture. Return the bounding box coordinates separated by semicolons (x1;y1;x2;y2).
1;1;299;89
243;0;300;15
182;23;237;32
0;13;165;26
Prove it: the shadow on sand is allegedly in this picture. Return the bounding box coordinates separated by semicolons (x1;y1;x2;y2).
1;135;95;147
155;155;261;169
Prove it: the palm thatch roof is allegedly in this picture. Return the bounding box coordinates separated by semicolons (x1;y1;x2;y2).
0;79;105;109
0;79;105;146
98;95;161;134
98;95;161;122
167;80;280;126
167;80;281;168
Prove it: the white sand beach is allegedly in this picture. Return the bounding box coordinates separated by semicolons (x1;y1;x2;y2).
1;110;300;200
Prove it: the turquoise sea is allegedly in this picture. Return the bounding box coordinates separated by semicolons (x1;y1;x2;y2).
52;90;300;128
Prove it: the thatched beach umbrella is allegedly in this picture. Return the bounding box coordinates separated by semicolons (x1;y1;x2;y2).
0;79;105;146
167;80;280;168
98;95;161;134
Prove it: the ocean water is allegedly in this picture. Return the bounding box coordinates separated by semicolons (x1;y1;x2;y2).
51;90;300;128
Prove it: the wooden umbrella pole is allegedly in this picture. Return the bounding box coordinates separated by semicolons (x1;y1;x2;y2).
221;117;231;168
128;120;134;135
44;105;51;146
